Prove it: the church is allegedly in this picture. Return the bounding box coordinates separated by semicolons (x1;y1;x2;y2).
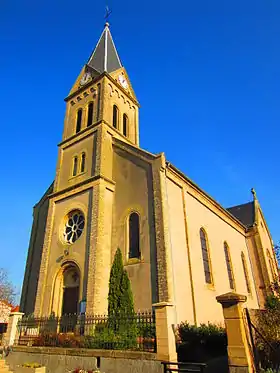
20;22;278;325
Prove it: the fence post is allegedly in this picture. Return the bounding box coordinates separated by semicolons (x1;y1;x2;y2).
216;292;254;373
3;311;24;346
153;302;177;362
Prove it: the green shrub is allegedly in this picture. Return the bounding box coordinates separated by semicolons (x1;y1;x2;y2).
84;327;137;350
177;322;227;363
137;323;156;339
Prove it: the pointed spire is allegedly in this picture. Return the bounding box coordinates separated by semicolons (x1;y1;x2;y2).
87;23;122;74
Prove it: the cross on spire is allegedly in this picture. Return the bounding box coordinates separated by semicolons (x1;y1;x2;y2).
105;6;112;24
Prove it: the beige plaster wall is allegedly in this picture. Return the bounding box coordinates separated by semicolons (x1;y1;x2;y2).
111;147;156;310
165;178;195;324
184;188;259;324
165;175;259;325
40;188;92;316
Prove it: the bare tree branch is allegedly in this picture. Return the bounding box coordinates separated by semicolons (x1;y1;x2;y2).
0;268;16;305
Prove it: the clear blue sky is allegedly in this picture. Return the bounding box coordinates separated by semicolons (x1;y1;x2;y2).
1;0;279;295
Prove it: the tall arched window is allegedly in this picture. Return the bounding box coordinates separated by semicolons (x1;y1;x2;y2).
224;242;235;290
87;102;94;127
123;114;128;136
72;156;78;176
241;252;251;293
113;105;118;129
96;83;101;120
80;153;86;173
199;228;212;284
129;213;140;259
76;109;82;133
267;249;277;281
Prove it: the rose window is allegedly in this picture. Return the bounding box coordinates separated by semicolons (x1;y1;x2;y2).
63;210;85;244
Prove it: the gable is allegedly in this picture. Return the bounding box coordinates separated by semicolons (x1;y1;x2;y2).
227;202;255;228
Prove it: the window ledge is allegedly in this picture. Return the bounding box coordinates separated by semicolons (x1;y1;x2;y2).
69;171;86;181
206;283;215;291
126;258;143;265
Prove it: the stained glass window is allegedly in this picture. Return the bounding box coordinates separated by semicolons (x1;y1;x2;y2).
224;242;235;290
200;228;212;284
63;210;85;244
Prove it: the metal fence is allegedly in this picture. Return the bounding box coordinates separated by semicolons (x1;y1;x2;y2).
17;311;156;352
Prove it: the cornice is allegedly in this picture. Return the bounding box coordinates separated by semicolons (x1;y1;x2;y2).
64;72;106;102
49;175;115;200
58;121;101;148
104;72;140;107
64;71;140;107
112;136;157;163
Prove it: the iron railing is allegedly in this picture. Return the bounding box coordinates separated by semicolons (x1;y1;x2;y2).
245;308;280;373
161;361;207;373
17;311;156;352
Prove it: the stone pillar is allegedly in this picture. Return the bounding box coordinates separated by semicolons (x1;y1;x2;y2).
3;312;24;346
153;302;177;362
86;179;114;315
216;292;254;373
152;154;175;304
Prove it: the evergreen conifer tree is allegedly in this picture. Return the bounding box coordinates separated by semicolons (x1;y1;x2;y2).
107;248;137;346
108;248;123;319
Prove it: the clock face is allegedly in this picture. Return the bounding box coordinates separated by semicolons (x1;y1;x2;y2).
118;74;128;89
80;72;91;86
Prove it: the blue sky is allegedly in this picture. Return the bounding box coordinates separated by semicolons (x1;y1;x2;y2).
1;0;279;295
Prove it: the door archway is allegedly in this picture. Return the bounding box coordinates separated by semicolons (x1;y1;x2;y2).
61;264;80;315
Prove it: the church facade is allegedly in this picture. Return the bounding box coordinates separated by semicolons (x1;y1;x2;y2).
20;23;278;325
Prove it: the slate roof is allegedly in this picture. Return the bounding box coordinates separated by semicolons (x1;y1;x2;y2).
227;201;255;228
87;23;122;74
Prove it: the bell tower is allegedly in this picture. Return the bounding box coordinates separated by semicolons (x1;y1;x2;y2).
62;22;139;144
34;22;141;317
54;22;140;194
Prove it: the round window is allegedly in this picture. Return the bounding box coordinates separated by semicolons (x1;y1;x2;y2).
63;210;85;244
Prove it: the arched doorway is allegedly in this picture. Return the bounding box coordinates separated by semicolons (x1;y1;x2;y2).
61;264;80;315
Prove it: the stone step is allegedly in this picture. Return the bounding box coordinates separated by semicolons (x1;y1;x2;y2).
0;360;12;373
0;368;12;373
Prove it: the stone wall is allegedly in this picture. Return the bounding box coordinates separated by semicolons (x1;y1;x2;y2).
6;347;162;373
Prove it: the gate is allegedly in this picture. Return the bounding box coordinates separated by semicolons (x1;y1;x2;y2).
245;308;280;373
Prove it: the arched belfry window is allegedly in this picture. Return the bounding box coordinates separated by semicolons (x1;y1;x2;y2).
80;152;86;173
123;114;128;136
128;213;140;259
199;228;213;284
113;105;119;129
241;252;251;294
72;156;78;176
87;102;94;127
224;242;235;290
76;109;82;133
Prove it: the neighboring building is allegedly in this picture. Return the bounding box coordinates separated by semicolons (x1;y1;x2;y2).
20;23;278;325
0;301;13;324
0;301;18;336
